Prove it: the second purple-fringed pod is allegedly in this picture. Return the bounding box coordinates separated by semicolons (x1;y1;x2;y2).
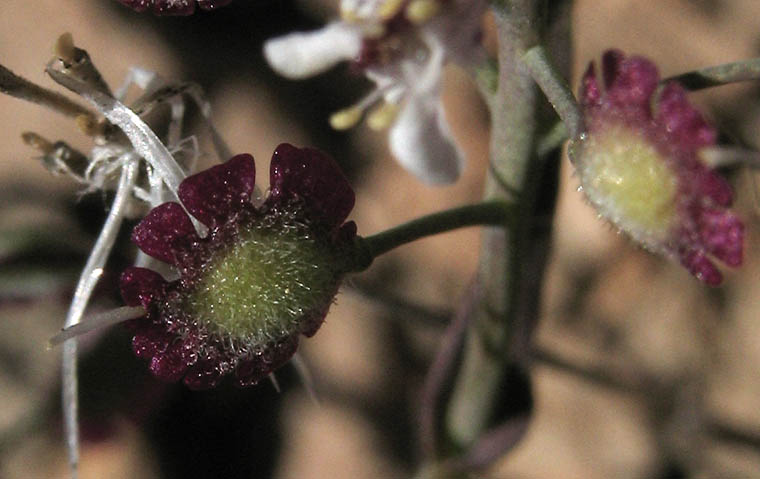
120;143;358;389
570;50;744;286
116;0;232;15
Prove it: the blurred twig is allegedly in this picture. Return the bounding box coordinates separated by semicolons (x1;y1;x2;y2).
345;279;449;327
355;280;760;456
665;58;760;90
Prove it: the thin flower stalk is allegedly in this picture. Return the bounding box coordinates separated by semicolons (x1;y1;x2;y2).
61;156;139;477
359;201;514;261
522;45;583;139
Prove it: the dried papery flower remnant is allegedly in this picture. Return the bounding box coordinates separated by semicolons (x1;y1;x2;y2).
571;50;744;285
264;0;487;184
121;144;358;389
116;0;232;15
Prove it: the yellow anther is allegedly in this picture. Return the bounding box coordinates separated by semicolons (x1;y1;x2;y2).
378;0;405;20
363;23;386;40
329;107;363;130
55;33;77;63
21;132;54;153
406;0;439;24
367;102;399;131
340;7;359;22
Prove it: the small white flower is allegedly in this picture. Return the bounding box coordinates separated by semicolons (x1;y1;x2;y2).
263;0;486;185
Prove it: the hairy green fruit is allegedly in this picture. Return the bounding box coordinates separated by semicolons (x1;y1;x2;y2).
188;217;341;348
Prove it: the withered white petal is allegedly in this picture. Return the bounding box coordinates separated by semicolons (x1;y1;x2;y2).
46;65;187;197
264;23;362;80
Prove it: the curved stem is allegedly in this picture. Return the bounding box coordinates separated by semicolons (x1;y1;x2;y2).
360;201;514;260
522;44;583;138
61;158;139;479
536;120;569;157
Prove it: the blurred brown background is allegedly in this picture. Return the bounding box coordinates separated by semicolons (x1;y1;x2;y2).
0;0;759;477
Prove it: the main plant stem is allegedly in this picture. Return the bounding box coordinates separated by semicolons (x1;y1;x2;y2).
445;0;544;450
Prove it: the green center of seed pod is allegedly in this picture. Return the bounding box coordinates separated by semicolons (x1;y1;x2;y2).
187;217;340;346
574;125;678;251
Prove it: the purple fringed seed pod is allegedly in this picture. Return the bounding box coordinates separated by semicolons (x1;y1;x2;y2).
120;144;357;389
116;0;232;15
570;50;744;286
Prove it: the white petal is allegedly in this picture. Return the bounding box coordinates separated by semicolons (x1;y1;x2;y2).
389;90;464;185
264;23;362;79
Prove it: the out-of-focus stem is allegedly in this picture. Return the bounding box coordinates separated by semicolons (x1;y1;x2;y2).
664;57;760;90
444;0;543;450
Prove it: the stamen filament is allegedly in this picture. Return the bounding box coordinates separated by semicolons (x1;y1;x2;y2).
330;83;398;131
21;132;54;154
367;102;400;130
44;38;188;200
53;33;113;97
